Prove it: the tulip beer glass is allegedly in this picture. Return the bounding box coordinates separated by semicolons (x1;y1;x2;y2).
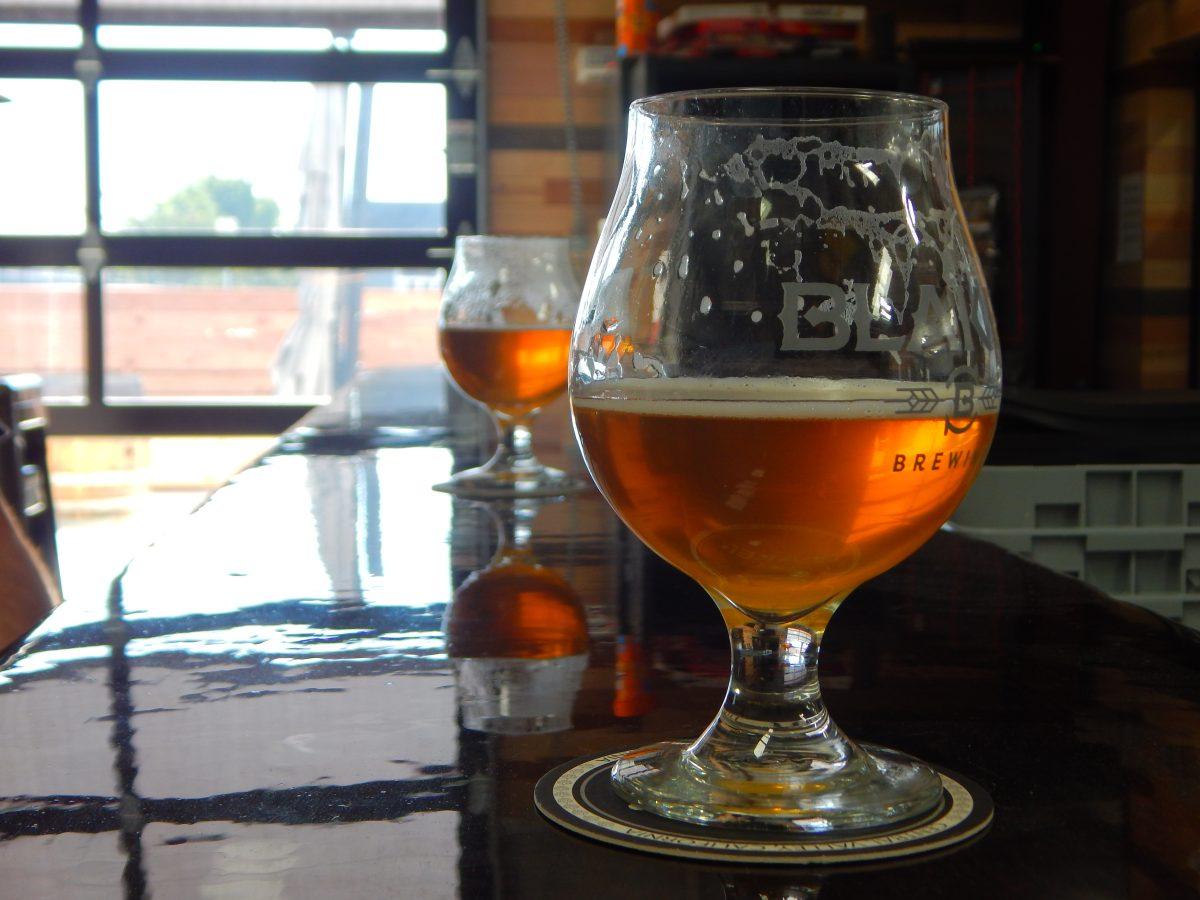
570;89;1001;832
438;236;582;497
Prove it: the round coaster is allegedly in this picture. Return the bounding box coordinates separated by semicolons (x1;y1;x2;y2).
534;751;993;865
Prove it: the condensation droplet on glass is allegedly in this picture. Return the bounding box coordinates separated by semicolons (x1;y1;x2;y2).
652;260;665;278
700;296;712;315
678;255;689;278
602;317;621;333
712;229;722;239
750;310;763;323
688;230;694;237
714;189;724;206
657;192;664;201
733;260;744;273
737;211;754;236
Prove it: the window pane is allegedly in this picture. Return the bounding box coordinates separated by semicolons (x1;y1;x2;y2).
103;267;445;401
99;81;447;235
0;23;81;47
98;1;443;30
0;268;85;400
98;25;337;51
0;80;85;235
96;25;445;52
351;28;445;53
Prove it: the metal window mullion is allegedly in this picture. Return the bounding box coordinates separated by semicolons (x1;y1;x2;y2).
50;404;315;436
0;49;446;82
102;50;442;82
104;236;446;268
0;237;79;266
83;278;104;407
444;0;482;235
81;0;104;409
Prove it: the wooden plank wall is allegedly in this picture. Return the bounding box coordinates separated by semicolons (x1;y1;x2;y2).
1104;0;1197;388
486;0;617;240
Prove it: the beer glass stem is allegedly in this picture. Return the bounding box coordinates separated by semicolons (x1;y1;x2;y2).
686;618;852;775
485;414;541;476
611;600;944;829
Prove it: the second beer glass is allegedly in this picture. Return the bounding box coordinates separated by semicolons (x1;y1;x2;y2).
438;236;581;497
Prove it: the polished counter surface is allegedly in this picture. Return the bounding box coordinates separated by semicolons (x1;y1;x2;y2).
2;436;1199;898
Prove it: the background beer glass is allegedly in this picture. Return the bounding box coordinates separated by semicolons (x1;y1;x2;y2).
570;88;1002;832
438;236;581;497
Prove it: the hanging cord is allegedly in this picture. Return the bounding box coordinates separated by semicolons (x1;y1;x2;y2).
552;0;587;249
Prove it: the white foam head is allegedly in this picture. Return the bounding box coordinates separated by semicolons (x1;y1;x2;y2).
571;376;995;419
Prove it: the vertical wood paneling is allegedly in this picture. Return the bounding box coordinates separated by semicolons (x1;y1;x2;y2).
486;0;616;240
1101;0;1197;388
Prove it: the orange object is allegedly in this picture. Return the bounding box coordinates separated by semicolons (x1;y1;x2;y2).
617;0;660;57
613;635;654;717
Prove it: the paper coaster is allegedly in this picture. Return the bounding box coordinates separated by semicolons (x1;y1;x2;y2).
534;751;992;865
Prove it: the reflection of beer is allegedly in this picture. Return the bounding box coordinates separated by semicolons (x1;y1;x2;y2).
445;561;588;659
440;326;573;419
572;377;997;620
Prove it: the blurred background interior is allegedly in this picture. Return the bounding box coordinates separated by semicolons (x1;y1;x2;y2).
0;0;1197;632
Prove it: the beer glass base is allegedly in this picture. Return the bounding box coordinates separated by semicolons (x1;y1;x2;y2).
610;740;943;834
433;463;586;499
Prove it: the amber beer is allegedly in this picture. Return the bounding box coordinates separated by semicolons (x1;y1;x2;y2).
572;377;997;620
445;561;588;659
440;325;573;419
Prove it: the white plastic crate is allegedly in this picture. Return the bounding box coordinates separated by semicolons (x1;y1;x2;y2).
949;465;1200;626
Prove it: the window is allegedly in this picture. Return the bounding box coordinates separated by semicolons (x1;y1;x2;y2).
0;0;479;434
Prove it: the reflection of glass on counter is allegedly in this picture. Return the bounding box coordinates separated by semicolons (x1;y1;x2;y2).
445;499;588;734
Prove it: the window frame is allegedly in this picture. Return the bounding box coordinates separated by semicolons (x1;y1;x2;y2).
0;0;482;435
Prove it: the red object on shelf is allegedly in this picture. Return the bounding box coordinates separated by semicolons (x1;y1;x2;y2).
655;3;865;58
617;0;660;57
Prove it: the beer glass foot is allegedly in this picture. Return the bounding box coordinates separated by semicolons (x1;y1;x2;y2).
436;418;588;498
611;617;942;833
434;461;586;499
611;740;943;833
